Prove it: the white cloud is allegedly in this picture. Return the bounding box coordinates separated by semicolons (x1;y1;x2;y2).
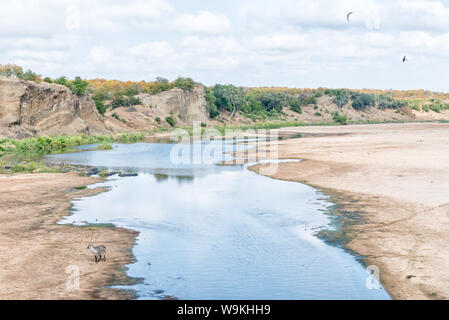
2;0;449;90
173;11;231;34
89;46;114;64
252;33;308;51
127;41;174;59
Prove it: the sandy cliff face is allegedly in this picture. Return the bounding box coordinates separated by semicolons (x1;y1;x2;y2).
137;85;209;123
107;84;210;131
0;79;212;138
0;77;113;139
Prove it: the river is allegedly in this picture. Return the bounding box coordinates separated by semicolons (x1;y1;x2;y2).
47;140;390;300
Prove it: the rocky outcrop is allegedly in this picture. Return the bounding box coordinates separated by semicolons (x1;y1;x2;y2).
0;77;113;139
105;84;211;131
136;84;209;124
0;79;212;138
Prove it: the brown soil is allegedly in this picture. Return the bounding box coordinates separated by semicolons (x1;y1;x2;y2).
249;122;449;300
0;173;138;300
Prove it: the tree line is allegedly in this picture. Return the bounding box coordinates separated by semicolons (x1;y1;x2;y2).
3;63;448;118
205;85;321;119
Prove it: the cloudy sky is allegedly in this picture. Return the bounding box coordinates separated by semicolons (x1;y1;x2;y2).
1;0;449;91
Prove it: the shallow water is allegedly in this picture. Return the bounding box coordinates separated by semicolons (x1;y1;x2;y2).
48;141;390;300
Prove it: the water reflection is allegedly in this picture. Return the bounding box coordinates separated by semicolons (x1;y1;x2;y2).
154;173;195;185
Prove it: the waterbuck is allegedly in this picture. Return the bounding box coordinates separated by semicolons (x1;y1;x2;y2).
87;244;107;263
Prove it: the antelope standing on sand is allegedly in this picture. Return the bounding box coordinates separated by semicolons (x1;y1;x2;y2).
87;244;107;263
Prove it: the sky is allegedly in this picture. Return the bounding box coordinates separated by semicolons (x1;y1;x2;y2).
1;0;449;91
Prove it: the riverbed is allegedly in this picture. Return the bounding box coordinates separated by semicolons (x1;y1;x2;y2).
47;140;390;300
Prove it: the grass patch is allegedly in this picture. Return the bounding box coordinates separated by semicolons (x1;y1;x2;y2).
97;143;113;150
0;133;145;174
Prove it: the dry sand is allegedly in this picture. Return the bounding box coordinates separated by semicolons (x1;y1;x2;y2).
0;173;138;300
250;122;449;300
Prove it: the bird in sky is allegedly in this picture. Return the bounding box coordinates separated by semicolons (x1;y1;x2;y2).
403;56;408;63
347;11;353;22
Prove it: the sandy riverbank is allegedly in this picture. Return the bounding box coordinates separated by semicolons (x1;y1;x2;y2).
250;122;449;300
0;173;138;300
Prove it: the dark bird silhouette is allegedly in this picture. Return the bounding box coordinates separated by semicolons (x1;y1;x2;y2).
347;12;353;22
403;56;408;63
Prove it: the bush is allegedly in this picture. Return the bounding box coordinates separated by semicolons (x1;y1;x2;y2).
54;76;69;86
326;89;351;108
110;95;142;109
70;76;89;95
94;99;107;115
0;64;24;79
209;104;220;119
22;69;40;82
257;92;288;112
333;112;348;125
98;143;112;150
165;116;175;127
172;77;195;91
378;95;409;109
301;94;317;106
351;92;376;110
155;117;161;124
205;87;220;118
289;98;302;114
43;77;53;83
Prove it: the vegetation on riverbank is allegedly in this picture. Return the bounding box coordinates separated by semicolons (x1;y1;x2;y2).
0;133;145;173
4;63;449;123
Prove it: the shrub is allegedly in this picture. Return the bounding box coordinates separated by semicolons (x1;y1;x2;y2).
70;76;89;95
289;98;302;114
93;98;107;115
22;69;40;82
112;113;126;123
165;116;175;127
0;64;24;79
172;77;195;91
110;95;142;109
333;112;348;125
209;104;220;119
314;112;322;117
155;117;161;124
351;92;376;110
326;89;350;107
98;143;112;150
54;76;69;86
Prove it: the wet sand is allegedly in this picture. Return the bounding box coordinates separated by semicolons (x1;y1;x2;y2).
249;122;449;300
0;173;138;300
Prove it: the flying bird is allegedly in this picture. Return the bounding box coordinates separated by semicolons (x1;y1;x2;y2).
347;12;353;22
403;56;408;63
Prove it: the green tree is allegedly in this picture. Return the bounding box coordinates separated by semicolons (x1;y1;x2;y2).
70;76;89;95
205;87;220;118
173;77;195;91
54;76;69;86
213;84;246;118
22;69;40;81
